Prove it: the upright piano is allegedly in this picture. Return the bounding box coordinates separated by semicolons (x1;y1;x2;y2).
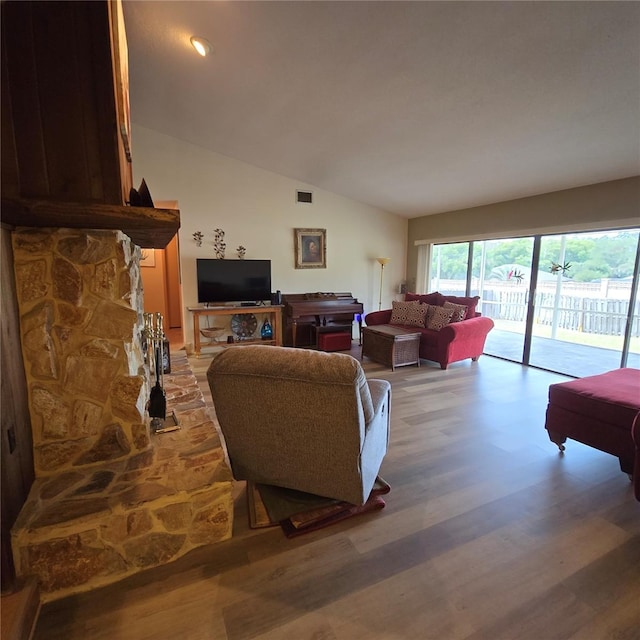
281;292;364;348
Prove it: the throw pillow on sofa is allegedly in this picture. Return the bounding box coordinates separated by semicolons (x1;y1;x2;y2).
443;301;467;323
406;291;446;306
443;295;480;319
390;300;427;327
422;303;435;326
426;306;454;330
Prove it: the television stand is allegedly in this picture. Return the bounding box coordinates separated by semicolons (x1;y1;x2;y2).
188;305;283;357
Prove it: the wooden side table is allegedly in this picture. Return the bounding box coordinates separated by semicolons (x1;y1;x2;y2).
362;325;421;371
188;305;282;357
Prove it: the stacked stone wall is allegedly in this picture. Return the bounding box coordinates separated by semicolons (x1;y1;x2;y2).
10;228;234;600
12;228;149;475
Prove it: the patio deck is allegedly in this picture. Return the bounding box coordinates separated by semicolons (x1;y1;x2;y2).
485;329;640;378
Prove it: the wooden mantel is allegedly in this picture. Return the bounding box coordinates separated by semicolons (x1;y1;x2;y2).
1;198;180;249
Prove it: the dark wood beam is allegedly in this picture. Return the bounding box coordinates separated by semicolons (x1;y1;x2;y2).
1;198;180;248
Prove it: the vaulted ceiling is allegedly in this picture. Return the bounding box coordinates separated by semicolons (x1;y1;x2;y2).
123;1;640;218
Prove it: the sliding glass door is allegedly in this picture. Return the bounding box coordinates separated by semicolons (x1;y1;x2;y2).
529;230;640;376
627;267;640;369
428;228;640;377
472;237;534;362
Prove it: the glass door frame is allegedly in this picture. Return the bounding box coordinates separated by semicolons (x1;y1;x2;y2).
521;236;541;365
621;234;640;368
472;236;536;365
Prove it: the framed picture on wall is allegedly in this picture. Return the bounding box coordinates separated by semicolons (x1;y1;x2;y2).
294;228;326;269
140;249;155;267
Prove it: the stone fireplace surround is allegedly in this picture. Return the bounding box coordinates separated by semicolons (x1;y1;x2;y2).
10;227;233;601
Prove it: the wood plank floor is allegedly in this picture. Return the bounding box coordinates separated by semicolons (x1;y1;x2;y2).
32;348;640;640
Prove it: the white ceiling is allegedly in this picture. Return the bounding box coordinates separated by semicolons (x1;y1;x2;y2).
123;1;640;218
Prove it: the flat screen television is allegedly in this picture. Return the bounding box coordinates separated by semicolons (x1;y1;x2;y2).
196;259;272;305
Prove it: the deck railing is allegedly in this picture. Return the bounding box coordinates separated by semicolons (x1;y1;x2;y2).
432;280;640;338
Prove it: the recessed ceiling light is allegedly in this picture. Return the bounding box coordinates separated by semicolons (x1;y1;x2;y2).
190;36;212;57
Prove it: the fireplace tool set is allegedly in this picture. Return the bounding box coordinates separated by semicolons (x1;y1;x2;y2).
143;312;179;434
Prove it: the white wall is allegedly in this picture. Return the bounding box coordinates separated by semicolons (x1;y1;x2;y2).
132;125;407;347
406;177;640;287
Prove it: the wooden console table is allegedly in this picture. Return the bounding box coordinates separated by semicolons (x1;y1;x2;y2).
189;305;283;357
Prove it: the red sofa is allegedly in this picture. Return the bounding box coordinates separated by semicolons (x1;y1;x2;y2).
364;292;494;369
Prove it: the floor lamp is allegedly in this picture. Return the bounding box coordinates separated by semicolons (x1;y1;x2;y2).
377;257;390;310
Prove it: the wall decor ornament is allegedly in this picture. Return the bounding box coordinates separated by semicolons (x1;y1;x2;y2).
294;228;326;269
213;228;226;259
140;248;156;267
237;245;246;259
192;231;204;247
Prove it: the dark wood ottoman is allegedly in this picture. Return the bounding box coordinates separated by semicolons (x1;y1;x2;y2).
362;325;421;371
544;368;640;476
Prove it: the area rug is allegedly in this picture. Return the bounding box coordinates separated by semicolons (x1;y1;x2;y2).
247;477;390;538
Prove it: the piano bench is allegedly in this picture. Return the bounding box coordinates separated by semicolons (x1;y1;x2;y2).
318;332;352;352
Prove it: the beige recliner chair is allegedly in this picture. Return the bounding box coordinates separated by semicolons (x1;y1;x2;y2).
207;345;391;505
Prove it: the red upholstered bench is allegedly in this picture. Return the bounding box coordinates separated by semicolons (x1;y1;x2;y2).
318;332;352;352
544;368;640;484
633;413;640;501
